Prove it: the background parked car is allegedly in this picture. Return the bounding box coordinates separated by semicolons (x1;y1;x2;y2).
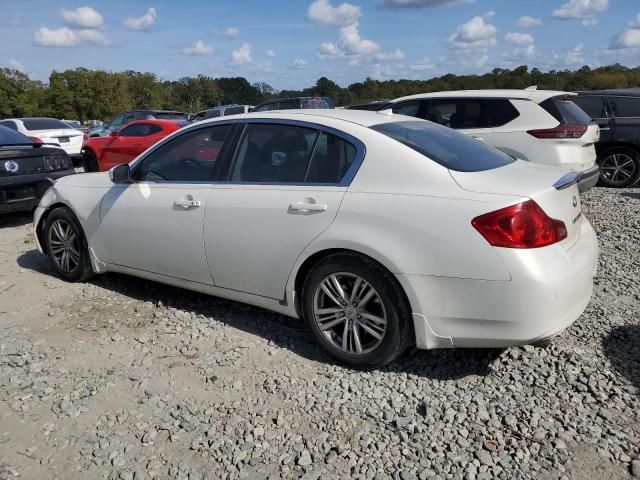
89;110;188;138
381;89;600;191
345;100;390;111
62;120;89;134
0;125;75;214
574;90;640;187
0;117;84;161
81;119;185;172
252;96;334;112
190;104;252;122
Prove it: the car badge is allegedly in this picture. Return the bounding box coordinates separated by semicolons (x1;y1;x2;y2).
4;160;18;173
572;196;578;207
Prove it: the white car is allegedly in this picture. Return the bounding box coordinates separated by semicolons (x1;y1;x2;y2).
383;89;601;191
33;110;599;367
0;117;84;158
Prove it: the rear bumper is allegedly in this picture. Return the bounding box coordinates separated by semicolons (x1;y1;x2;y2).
399;218;599;349
0;170;76;214
577;164;600;192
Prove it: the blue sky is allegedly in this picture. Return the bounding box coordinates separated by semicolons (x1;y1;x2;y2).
1;0;639;90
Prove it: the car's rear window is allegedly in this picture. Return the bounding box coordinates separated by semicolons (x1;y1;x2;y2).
22;118;72;130
540;96;592;125
0;125;34;145
370;120;514;172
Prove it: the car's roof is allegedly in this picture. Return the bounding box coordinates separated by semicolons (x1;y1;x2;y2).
578;89;640;97
390;89;574;104
126;119;185;126
131;109;185;114
196;109;406;128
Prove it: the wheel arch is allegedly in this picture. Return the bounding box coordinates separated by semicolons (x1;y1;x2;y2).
595;142;640;158
36;202;86;251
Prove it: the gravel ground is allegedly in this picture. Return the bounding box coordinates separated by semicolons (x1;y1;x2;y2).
0;186;638;480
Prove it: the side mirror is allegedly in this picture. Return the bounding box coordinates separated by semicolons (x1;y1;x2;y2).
109;129;119;137
109;164;131;184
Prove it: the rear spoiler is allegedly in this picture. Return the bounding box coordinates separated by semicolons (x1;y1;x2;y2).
553;171;580;190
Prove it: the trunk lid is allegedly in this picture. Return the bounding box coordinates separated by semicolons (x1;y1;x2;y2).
450;161;584;250
0;146;45;176
31;129;83;146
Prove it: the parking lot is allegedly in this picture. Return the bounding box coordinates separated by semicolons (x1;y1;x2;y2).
0;185;638;480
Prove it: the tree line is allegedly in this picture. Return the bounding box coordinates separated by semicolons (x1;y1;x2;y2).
1;64;639;122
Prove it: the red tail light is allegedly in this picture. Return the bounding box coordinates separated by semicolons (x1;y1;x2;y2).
83;133;89;144
472;200;567;249
527;124;587;139
30;136;43;144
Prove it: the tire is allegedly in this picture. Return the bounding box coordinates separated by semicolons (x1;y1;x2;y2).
44;207;94;282
301;253;413;368
598;147;640;188
82;150;99;173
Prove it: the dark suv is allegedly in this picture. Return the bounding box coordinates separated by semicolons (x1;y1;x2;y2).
252;97;334;112
574;90;640;187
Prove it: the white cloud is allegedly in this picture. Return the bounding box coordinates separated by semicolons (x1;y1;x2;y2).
409;58;435;71
368;63;407;79
382;0;474;7
8;59;25;72
555;43;585;66
630;13;640;29
448;12;497;49
317;23;380;58
308;0;361;27
123;7;157;31
503;44;538;63
504;32;534;45
375;48;405;61
33;26;109;47
516;16;542;27
266;49;276;58
214;26;239;37
182;40;214;55
610;14;640;49
61;6;103;29
231;42;253;65
289;59;309;69
552;0;608;23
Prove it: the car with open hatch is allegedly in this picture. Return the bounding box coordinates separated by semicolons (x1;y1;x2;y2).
33;109;598;367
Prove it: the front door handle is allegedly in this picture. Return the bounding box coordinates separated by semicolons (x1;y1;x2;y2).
471;135;484;141
174;199;201;209
289;201;327;213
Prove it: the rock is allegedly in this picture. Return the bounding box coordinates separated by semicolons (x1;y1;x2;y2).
298;450;313;466
631;460;640;478
475;450;493;466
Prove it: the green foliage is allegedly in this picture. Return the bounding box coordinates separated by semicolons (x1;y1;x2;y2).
1;64;640;121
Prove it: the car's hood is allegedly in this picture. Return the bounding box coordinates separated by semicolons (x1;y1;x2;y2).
54;171;112;188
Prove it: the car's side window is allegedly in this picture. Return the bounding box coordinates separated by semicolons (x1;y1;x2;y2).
133;125;232;182
110;114;125;128
609;96;640;118
120;123;161;137
391;101;421;117
0;120;17;131
427;99;489;129
253;103;274;112
485;99;520;127
278;101;295;110
574;96;608;119
229;124;318;183
306;132;357;184
124;113;136;124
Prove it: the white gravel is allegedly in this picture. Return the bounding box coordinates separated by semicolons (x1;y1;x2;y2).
0;186;638;480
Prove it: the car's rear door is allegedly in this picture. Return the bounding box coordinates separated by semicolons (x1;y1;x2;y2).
608;96;640;145
203;120;363;300
573;95;614;144
425;98;494;144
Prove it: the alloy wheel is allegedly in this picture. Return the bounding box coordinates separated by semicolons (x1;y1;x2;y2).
312;272;387;355
48;219;80;273
600;153;636;186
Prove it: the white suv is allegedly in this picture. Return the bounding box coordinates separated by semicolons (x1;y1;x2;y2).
384;89;600;191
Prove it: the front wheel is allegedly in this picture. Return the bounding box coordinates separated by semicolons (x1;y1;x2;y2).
44;207;94;282
598;147;640;187
301;253;413;368
82;150;99;173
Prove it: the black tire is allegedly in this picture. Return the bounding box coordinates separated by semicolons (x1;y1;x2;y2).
82;150;99;173
44;207;94;282
597;147;640;188
301;253;413;368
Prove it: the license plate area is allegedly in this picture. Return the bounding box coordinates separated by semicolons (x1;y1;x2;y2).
58;137;70;143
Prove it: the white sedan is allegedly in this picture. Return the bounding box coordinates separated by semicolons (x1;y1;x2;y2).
0;117;84;158
33;110;599;367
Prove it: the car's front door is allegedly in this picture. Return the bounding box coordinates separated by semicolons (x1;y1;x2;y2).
204;121;362;300
105;123;164;168
99;123;235;284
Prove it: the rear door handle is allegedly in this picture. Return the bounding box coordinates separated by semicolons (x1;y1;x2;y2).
289;201;327;213
598;127;610;131
174;199;201;209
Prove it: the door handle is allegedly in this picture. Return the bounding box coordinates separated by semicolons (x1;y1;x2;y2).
471;136;484;141
289;201;327;213
173;199;201;209
599;127;610;131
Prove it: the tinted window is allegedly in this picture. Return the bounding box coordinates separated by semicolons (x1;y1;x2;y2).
609;96;640;118
427;99;489;129
190;112;206;122
123;113;136;124
0;125;33;145
391;101;421;117
120;123;163;137
154;112;188;120
22;118;72;130
230;124;318;183
574;96;608;119
223;106;245;116
306;132;357;184
540;96;592;125
0;120;17;131
253;103;275;112
486;99;519;127
134;125;232;182
371;121;514;172
278;101;295;110
205;110;221;118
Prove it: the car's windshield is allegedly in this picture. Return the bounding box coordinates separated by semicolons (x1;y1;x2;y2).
22;118;73;130
370;120;515;172
0;125;34;146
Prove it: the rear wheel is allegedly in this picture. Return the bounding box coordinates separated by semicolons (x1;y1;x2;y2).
44;207;93;282
82;150;99;173
301;253;413;368
598;147;640;187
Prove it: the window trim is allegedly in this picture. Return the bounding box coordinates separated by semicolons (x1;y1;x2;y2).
220;118;366;188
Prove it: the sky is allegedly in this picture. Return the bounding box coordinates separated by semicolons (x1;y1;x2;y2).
1;0;639;90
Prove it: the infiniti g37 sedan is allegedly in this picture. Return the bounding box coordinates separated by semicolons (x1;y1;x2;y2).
33;110;599;367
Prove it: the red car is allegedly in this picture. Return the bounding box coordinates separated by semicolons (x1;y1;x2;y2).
81;120;185;172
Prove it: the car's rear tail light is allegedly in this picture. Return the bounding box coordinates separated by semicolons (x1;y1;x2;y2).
43;154;69;172
82;133;88;144
472;200;567;248
30;136;43;144
527;124;587;139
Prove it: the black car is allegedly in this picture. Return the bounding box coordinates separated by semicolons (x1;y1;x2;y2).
252;97;334;112
0;126;75;214
90;109;188;137
574;90;640;187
